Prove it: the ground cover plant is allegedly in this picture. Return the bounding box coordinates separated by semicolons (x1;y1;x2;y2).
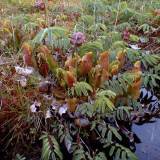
0;0;160;159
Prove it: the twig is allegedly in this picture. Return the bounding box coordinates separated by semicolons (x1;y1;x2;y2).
80;137;91;155
114;0;121;30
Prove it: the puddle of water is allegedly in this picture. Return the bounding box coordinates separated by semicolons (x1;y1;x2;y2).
133;119;160;160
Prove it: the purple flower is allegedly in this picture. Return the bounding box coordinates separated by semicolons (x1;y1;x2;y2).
34;0;45;10
70;32;86;46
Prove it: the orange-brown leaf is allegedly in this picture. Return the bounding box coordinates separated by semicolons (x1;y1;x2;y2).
37;45;58;73
134;61;141;71
128;78;142;99
79;52;93;75
67;98;78;112
116;50;126;69
65;57;77;69
111;65;119;76
101;69;109;83
99;51;109;70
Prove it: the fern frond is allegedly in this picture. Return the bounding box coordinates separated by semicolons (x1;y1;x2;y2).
115;22;131;31
96;90;116;99
15;154;26;160
94;90;115;112
126;48;140;62
23;22;39;33
141;54;160;68
33;27;69;49
71;81;93;97
105;73;135;96
108;143;138;160
88;23;107;33
105;79;124;95
143;70;160;90
81;15;95;26
72;144;86;160
138;23;153;33
76;103;94;117
94;152;107;160
82;0;106;15
98;124;122;141
108;125;122;141
111;41;127;50
114;106;132;121
79;41;103;56
40;132;63;160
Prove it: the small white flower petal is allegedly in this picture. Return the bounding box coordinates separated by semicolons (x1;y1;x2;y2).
20;79;27;87
58;104;68;116
17;76;27;87
51;99;60;110
140;37;149;43
30;104;37;113
129;44;141;50
43;94;53;100
46;109;52;119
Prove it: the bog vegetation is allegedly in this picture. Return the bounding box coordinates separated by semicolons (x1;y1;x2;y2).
0;0;160;159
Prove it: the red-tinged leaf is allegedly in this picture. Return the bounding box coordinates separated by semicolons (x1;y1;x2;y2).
38;63;49;77
65;71;76;87
22;43;33;66
38;45;58;73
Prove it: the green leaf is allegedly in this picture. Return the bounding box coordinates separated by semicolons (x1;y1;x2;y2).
127;150;138;160
72;81;93;97
94;96;115;112
102;127;107;138
40;133;63;160
129;34;139;42
107;130;112;142
15;154;26;160
109;146;115;156
79;41;103;56
115;148;121;160
96;90;116;98
108;125;122;141
121;151;127;160
33;27;69;49
94;152;107;160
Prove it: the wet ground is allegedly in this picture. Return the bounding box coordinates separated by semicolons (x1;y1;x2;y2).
133;118;160;160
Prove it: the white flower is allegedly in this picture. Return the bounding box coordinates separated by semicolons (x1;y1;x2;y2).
46;109;52;119
43;94;53;100
17;76;27;87
51;99;60;110
140;37;149;43
15;66;34;76
129;44;141;50
0;81;2;88
30;101;41;113
58;104;68;116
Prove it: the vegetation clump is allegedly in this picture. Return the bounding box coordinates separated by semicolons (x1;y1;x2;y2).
0;0;160;159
